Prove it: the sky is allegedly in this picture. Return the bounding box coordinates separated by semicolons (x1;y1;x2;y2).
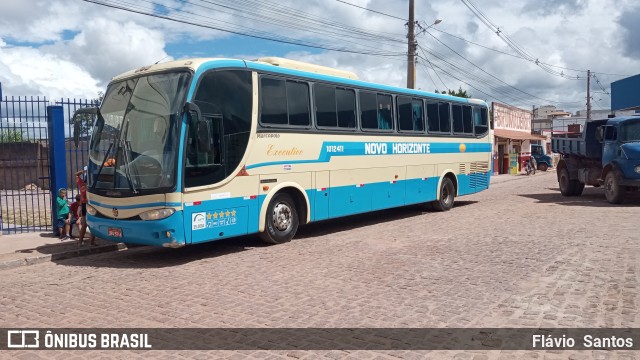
0;0;639;113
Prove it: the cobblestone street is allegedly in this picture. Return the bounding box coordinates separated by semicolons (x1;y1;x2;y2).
1;172;639;359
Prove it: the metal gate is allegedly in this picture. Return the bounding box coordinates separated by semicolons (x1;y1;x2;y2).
0;95;96;234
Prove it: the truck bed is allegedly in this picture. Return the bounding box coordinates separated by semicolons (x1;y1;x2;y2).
551;119;607;158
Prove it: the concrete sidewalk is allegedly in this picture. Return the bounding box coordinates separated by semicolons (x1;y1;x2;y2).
0;232;127;271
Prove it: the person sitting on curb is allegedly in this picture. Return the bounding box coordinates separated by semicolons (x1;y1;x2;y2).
56;188;71;240
69;194;81;238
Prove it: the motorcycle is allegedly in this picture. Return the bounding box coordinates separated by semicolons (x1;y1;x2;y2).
524;156;537;175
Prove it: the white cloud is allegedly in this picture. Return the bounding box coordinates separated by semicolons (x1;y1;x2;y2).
0;0;638;113
0;42;101;98
44;18;170;85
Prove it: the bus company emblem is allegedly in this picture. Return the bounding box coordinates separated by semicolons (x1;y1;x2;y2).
112;208;119;218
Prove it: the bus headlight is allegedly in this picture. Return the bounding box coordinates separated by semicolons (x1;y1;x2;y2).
139;208;175;221
87;205;97;216
635;165;640;174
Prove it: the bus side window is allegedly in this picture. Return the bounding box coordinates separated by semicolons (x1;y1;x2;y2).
426;101;440;132
452;104;463;133
462;106;473;134
473;107;488;135
336;88;356;129
188;114;221;166
360;91;378;129
377;94;393;130
398;96;424;132
438;102;451;133
412;99;424;132
315;84;337;127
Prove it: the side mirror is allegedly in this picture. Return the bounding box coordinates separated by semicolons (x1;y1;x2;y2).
71;107;99;148
197;120;212;152
595;126;604;143
73;120;81;148
184;102;212;152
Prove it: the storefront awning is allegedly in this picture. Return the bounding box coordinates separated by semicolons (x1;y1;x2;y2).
494;129;546;140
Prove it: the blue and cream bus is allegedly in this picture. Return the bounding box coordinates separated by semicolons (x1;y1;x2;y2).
72;57;492;247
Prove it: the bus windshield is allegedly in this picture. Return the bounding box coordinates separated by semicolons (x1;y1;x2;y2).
89;71;191;196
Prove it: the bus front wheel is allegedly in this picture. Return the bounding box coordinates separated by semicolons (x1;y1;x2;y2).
260;192;299;244
431;177;455;212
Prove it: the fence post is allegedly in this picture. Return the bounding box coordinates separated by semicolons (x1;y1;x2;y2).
0;82;3;235
47;105;66;236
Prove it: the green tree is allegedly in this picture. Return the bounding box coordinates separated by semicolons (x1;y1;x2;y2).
0;129;24;143
442;87;471;98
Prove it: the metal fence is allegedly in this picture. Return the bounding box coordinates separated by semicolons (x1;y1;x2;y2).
0;96;97;235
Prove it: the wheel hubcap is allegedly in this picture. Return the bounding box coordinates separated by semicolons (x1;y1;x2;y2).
443;184;452;206
272;202;292;231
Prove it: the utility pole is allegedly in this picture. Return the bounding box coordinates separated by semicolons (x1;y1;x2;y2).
407;0;416;89
586;69;591;120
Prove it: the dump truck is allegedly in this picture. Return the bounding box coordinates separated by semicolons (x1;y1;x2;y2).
551;116;640;203
531;144;553;171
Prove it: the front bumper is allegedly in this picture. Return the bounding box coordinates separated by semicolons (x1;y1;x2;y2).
87;211;185;247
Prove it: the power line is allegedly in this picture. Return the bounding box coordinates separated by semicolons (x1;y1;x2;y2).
338;0;631;79
82;0;407;57
421;30;583;105
334;0;406;21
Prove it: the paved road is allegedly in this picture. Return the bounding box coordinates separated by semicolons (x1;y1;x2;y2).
1;173;639;359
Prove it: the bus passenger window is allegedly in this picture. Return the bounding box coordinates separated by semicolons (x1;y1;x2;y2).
426;102;440;132
287;80;310;126
360;91;378;129
336;88;356;128
412;99;424;131
261;78;288;125
452;105;463;133
377;94;392;130
439;102;451;133
473;107;488;135
397;96;413;131
315;84;337;127
462;106;473;134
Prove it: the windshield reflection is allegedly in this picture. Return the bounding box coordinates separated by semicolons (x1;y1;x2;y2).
89;72;191;195
621;120;640;143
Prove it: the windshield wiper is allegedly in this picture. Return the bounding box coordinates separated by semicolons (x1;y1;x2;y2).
121;139;138;194
91;142;114;192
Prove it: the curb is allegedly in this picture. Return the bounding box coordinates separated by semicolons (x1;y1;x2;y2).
0;243;128;271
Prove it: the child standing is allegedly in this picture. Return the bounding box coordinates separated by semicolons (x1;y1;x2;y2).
56;188;71;240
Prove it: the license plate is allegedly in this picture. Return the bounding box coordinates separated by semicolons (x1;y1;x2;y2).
108;227;122;237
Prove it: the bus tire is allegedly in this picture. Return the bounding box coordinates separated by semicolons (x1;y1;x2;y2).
558;167;575;196
538;163;548;172
604;171;624;204
259;192;299;244
431;177;455;212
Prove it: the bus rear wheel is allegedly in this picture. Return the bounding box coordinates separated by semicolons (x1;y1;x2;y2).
260;193;299;244
431;177;455;212
538;163;548;172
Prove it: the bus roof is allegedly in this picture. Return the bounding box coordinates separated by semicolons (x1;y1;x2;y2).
110;57;487;107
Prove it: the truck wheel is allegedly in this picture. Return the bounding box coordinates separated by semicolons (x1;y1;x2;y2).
431;177;455;212
558;168;576;196
604;171;624;204
259;193;299;244
571;181;585;196
538;163;548;172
